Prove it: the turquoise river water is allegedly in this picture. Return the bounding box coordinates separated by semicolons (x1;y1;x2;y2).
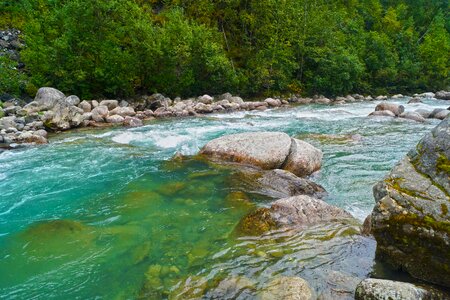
0;98;448;299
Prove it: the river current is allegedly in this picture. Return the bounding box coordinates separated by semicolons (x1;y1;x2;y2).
0;98;448;299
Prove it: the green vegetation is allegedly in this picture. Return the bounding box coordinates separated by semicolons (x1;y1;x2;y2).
0;0;449;98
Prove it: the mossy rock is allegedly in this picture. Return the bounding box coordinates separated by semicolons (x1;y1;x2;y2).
235;208;277;236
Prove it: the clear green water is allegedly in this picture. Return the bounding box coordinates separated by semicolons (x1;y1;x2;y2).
0;99;447;299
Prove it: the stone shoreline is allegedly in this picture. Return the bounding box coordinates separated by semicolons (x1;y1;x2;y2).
1;87;449;149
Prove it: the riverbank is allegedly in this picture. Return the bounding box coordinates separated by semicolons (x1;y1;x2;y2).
1;87;449;149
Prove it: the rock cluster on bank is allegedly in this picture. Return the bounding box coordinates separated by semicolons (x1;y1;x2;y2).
367;116;450;289
369;93;450;122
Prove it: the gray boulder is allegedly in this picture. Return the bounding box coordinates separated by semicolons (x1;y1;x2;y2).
109;106;136;117
78;100;92;113
399;111;425;123
435;91;450;100
265;98;282;107
200;132;322;177
91;105;109;122
34;87;65;110
99;100;119;110
432;109;450;120
123;116;143;127
375;103;405;116
105;115;124;123
43;101;84;131
407;97;422;104
65;95;80;106
200;132;292;170
415;109;432;119
370;117;450;287
355;279;448;300
283;138;323;177
0;116;17;129
369;110;396;117
198;94;214;104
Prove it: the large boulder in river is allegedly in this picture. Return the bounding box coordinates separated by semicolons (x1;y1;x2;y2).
355;279;448;300
284;139;323;177
370;117;450;287
375;103;405;116
200;132;322;177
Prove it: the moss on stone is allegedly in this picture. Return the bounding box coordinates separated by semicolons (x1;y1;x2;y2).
235;208;277;236
442;204;449;216
436;153;450;175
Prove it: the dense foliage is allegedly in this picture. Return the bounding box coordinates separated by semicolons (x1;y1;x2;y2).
0;0;449;98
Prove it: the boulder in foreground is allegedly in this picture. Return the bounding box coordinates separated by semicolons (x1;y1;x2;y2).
370;116;450;287
355;279;448;300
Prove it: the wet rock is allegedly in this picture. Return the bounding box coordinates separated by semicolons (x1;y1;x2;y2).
315;97;331;104
355;279;448;300
228;168;326;199
105;115;124;123
370;117;450;287
435;91;450;100
270;195;354;228
91;105;109;122
407;97;422;104
415;109;432;119
78;100;91;113
123;116;143;127
205;276;255;299
99;100;119;110
200;132;292;170
369;110;396;117
417;92;435;98
399;112;425;123
376;95;388;100
259;276;314;300
431;108;449;120
34;87;65;110
375;103;405;116
283;138;323;177
237;208;277;236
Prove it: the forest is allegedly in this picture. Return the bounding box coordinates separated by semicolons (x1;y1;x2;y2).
0;0;449;99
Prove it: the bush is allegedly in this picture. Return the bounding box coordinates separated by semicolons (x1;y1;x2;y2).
0;55;27;96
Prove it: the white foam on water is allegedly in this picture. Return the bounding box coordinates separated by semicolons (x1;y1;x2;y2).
154;135;191;148
111;132;146;144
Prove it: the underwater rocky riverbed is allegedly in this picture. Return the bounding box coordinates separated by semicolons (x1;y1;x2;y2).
0;98;448;299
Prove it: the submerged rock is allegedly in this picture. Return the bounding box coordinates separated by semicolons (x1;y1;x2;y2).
355;279;448;300
369;110;396;117
236;195;354;235
259;276;314;300
270;195;354;228
228;168;327;199
399;111;425;123
370;117;450;287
